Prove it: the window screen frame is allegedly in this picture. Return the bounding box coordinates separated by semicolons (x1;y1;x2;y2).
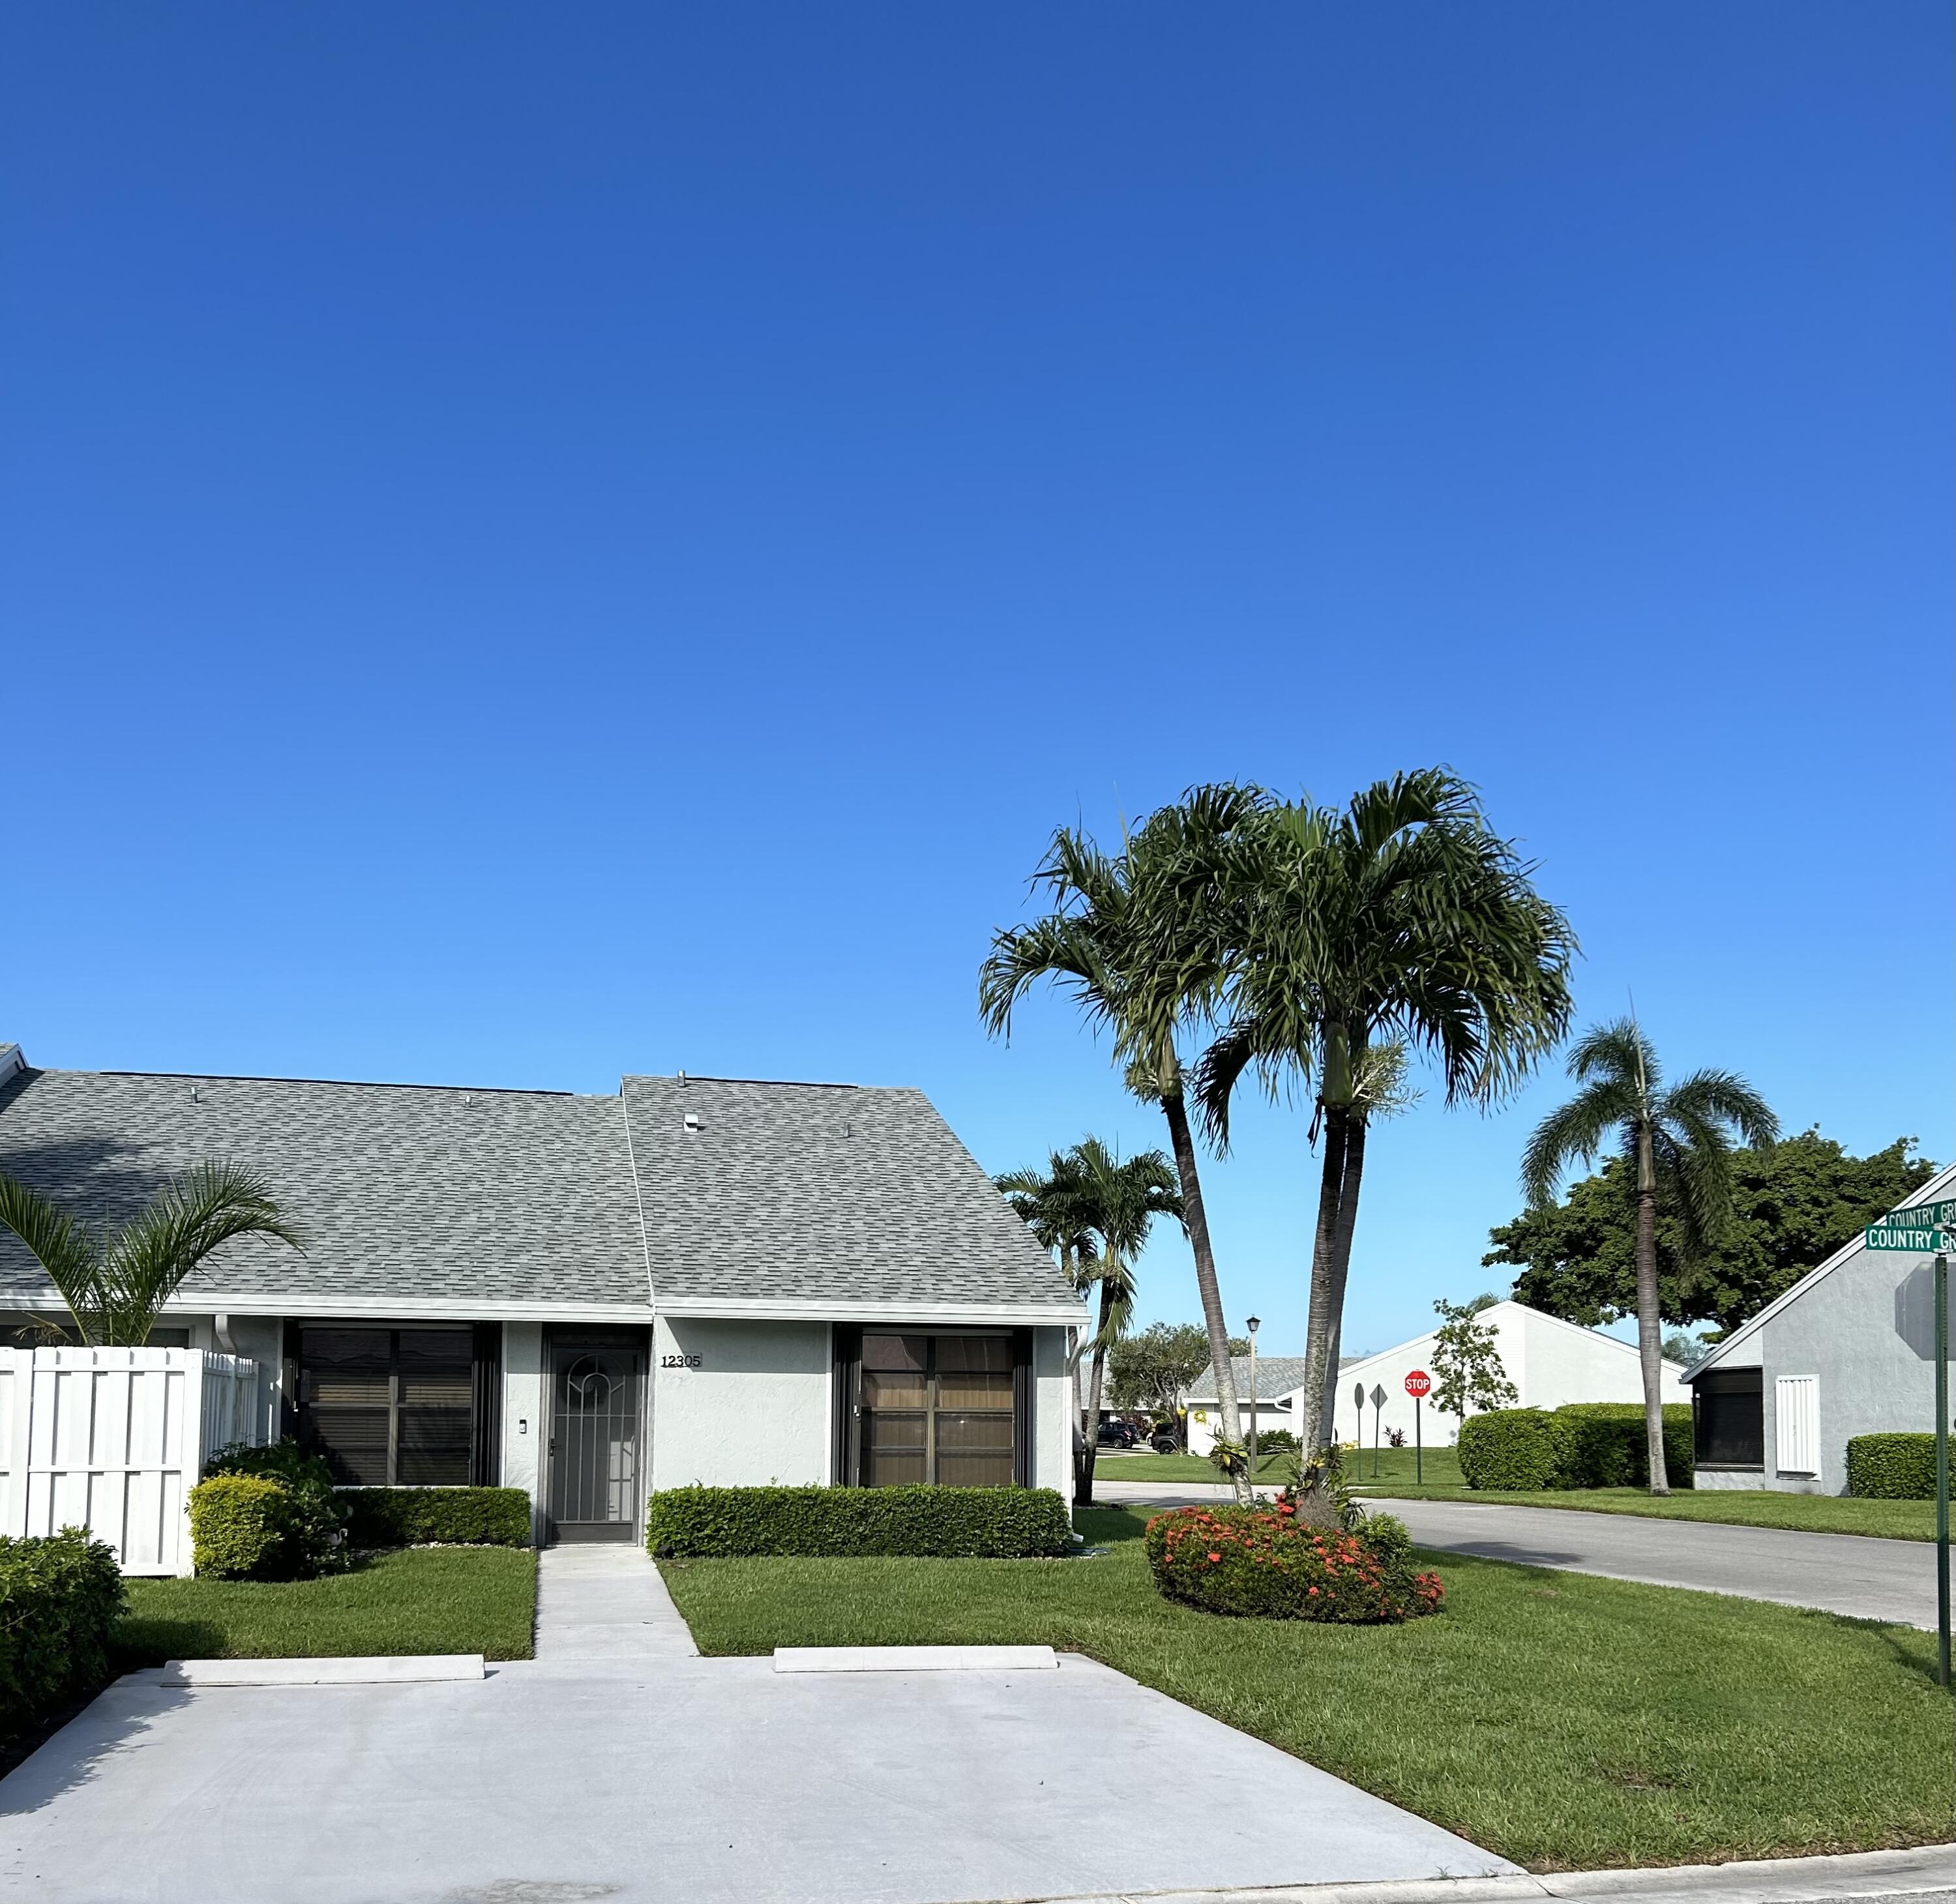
833;1326;1032;1487
1693;1366;1764;1470
284;1319;502;1487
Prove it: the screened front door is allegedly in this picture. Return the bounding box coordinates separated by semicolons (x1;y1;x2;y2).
547;1335;643;1543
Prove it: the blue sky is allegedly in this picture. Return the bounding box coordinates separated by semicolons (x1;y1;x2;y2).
5;5;1949;1357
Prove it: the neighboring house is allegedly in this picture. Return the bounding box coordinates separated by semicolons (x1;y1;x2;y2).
1181;1356;1310;1457
0;1046;1086;1544
1186;1301;1689;1456
1687;1160;1956;1496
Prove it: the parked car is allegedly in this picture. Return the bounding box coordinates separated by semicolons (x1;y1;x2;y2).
1149;1429;1180;1454
1095;1419;1138;1448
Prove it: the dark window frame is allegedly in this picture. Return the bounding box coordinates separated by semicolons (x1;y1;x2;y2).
832;1326;1032;1487
284;1320;501;1487
1693;1366;1764;1470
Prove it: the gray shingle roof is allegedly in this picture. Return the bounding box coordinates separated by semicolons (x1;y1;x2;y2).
1187;1355;1312;1403
0;1058;1080;1321
0;1065;649;1311
623;1075;1077;1313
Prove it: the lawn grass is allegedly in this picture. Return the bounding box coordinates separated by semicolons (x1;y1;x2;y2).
1353;1484;1936;1542
115;1547;537;1665
1098;1446;1463;1488
659;1504;1952;1872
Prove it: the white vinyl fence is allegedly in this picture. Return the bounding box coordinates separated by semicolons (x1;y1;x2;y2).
0;1347;269;1575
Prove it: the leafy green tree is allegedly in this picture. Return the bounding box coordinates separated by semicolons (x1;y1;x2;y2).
0;1162;303;1346
1106;1321;1250;1432
1521;1019;1777;1495
1429;1298;1518;1420
1194;770;1575;1467
1489;1131;1936;1335
998;1140;1181;1500
981;786;1262;1500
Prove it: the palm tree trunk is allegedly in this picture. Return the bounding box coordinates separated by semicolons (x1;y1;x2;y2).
1297;1104;1350;1465
1079;1282;1113;1506
1316;1113;1368;1446
1159;1075;1251;1504
1635;1122;1670;1496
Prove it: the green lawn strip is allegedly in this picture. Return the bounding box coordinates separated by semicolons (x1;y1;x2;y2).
1099;1448;1463;1488
660;1508;1948;1871
115;1547;538;1665
1348;1486;1934;1542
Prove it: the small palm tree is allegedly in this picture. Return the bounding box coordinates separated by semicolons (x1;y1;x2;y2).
1522;1019;1777;1493
981;785;1260;1500
0;1162;304;1347
996;1148;1099;1285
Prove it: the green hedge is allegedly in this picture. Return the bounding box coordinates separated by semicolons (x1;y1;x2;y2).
190;1474;311;1580
1145;1504;1442;1622
645;1486;1073;1558
0;1529;124;1742
1457;1409;1563;1489
339;1487;533;1549
1457;1403;1694;1491
1846;1434;1936;1499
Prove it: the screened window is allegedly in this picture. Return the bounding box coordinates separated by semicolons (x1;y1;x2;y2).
1694;1369;1764;1469
859;1333;1015;1487
298;1326;476;1486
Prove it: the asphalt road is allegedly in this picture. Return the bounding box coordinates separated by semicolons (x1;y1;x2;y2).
1089;1481;1938;1628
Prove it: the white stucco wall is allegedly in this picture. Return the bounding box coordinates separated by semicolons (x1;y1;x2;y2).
649;1317;835;1489
1032;1326;1074;1501
500;1322;546;1540
1183;1403;1298;1459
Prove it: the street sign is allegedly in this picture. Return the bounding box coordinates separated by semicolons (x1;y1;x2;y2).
1896;1199;1956;1229
1867;1223;1953;1252
1404;1369;1432;1399
1369;1384;1387;1409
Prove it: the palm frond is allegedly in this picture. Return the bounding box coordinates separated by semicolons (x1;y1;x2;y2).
0;1173;106;1343
1521;1077;1637;1208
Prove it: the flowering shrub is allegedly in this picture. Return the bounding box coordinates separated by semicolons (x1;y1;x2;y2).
1144;1503;1444;1623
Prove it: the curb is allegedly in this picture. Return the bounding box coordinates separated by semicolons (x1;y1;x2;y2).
1003;1843;1956;1904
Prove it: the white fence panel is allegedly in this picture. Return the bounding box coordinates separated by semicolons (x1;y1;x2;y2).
0;1348;265;1575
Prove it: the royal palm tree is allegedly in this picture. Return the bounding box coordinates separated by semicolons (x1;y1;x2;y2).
0;1162;304;1347
981;785;1260;1500
1195;771;1577;1466
997;1147;1100;1479
1522;1019;1776;1493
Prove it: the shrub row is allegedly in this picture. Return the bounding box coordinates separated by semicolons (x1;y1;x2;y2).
339;1487;532;1548
1846;1434;1936;1499
194;1441;350;1579
645;1485;1073;1558
1457;1403;1694;1491
1144;1503;1442;1623
0;1529;124;1743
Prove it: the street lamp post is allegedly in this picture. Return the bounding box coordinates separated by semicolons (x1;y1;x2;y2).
1245;1316;1260;1484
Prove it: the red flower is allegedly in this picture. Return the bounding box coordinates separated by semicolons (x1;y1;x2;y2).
1208;1551;1221;1562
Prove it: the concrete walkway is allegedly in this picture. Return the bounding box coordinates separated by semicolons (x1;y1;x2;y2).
0;1544;1513;1903
1091;1482;1937;1628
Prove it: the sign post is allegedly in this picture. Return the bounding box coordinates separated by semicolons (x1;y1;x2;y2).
1353;1381;1366;1454
1406;1369;1432;1484
1867;1207;1955;1686
1369;1383;1387;1479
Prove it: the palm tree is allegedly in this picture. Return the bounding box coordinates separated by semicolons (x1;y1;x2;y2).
1522;1019;1777;1493
1063;1139;1181;1504
981;785;1260;1500
997;1147;1100;1482
1195;771;1577;1467
0;1162;304;1347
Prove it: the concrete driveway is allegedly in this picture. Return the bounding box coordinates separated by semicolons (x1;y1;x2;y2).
1091;1482;1936;1628
0;1548;1513;1904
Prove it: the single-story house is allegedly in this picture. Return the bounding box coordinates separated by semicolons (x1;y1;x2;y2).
1185;1300;1689;1456
1687;1160;1956;1495
0;1046;1086;1543
1179;1357;1311;1457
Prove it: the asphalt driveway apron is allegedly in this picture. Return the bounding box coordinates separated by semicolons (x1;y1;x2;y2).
0;1545;1513;1904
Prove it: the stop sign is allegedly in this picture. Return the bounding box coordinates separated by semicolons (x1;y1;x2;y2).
1404;1369;1432;1399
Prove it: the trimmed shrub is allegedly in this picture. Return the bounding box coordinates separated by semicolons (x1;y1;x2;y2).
645;1486;1073;1559
189;1475;307;1580
340;1487;533;1549
1554;1404;1695;1489
1847;1433;1936;1499
0;1529;124;1742
1144;1504;1442;1623
200;1439;349;1578
1255;1429;1301;1454
1457;1409;1562;1489
1457;1403;1694;1491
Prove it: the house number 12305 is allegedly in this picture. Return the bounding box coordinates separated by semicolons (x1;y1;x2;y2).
661;1354;702;1369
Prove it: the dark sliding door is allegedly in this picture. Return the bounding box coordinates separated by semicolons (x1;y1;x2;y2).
293;1323;500;1486
836;1329;1031;1487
